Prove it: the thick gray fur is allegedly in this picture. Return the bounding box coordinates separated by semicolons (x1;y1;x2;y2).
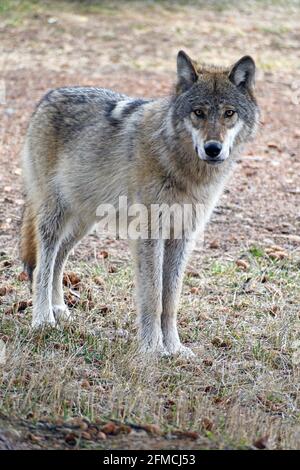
21;52;259;357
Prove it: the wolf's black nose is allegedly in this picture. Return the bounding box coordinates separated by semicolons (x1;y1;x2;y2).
204;141;222;158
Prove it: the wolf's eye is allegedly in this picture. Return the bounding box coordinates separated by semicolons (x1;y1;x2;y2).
224;109;236;118
194;109;205;118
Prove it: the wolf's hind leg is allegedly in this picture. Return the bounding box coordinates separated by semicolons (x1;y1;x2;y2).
52;219;92;322
32;203;68;329
162;238;195;357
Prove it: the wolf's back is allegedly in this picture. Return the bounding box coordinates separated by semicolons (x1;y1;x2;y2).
20;87;134;278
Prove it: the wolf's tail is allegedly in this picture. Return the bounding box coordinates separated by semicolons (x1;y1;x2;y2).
20;201;37;283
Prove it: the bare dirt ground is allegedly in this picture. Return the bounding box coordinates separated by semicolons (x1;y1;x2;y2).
0;0;300;450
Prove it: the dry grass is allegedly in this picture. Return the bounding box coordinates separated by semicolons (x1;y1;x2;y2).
1;244;300;449
0;0;300;450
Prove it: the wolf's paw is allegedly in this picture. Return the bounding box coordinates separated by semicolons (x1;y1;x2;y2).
156;346;171;358
53;305;73;322
176;345;195;359
31;313;56;330
139;339;170;358
139;346;170;358
165;342;195;359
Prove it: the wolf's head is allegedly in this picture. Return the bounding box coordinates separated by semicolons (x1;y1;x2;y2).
173;50;259;165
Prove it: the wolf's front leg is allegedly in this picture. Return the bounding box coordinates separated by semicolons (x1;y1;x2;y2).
131;239;166;355
162;238;195;357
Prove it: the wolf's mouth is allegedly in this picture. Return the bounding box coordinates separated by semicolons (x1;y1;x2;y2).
203;158;224;166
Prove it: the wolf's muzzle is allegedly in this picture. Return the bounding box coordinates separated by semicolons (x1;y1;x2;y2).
204;141;222;158
202;140;224;165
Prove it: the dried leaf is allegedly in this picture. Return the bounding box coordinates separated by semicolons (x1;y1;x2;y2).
96;431;107;440
108;265;117;273
18;271;29;282
173;430;199;440
236;259;249;270
66;418;88;430
64;433;77;446
201;418;213;431
2;260;12;268
27;432;42;443
63;272;81;287
190;287;199;294
267;142;281;150
268;251;288;260
81;380;91;389
253;435;269;449
99;304;110;314
186;267;200;278
101;422;119;435
267;244;284;252
209;240;220;249
0;285;13;296
66;294;80;307
94;276;105;286
142;424;161;435
269;306;279;317
203;358;213;366
212;337;232;348
118;424;132;434
12;300;31;312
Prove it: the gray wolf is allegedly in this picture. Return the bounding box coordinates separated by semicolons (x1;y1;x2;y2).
20;51;259;356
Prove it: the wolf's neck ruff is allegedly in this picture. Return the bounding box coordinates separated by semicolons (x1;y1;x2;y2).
21;51;259;356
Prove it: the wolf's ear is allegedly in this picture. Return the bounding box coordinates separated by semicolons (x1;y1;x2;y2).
177;50;198;92
229;56;255;89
